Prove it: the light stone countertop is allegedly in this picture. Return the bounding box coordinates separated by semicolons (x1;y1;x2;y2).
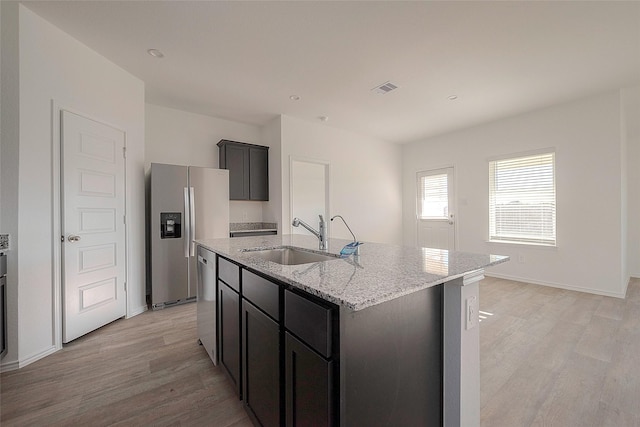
229;222;278;233
196;234;509;311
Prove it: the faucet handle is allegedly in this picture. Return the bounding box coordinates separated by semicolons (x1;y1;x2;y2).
318;214;325;223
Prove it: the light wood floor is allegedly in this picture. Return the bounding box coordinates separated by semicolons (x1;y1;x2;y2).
480;276;640;427
2;278;640;426
0;303;252;426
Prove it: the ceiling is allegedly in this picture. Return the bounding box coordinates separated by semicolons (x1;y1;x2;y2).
22;1;640;144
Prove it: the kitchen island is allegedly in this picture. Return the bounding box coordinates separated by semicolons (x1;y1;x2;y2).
196;234;508;427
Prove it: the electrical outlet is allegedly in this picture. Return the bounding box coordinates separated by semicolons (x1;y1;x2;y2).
466;296;478;330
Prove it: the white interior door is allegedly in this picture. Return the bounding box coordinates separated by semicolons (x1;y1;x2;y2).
417;167;456;250
61;110;126;343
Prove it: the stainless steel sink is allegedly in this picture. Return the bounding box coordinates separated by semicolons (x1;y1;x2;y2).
243;247;340;265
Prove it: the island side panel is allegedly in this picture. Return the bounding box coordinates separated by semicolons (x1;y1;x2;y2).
339;284;443;427
444;274;482;427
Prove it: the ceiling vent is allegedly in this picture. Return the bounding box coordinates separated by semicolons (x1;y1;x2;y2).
372;81;399;94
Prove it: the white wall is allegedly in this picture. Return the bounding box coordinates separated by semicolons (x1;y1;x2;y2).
145;103;265;222
403;91;630;297
262;116;283;230
0;4;146;369
623;86;640;278
280;115;403;245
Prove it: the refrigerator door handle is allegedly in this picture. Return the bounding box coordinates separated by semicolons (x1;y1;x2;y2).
189;187;196;256
183;187;190;258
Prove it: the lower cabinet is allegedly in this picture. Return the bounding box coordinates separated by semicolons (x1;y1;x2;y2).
219;280;241;397
242;299;281;427
215;255;337;426
285;332;334;427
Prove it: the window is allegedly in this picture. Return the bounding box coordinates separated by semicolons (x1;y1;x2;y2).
418;172;449;219
489;151;556;246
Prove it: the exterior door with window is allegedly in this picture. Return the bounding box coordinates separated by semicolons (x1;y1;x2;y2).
417;168;455;250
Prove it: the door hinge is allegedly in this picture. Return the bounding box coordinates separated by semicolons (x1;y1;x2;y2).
123;215;126;224
122;146;126;158
124;282;127;292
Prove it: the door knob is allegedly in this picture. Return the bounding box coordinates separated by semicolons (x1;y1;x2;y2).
67;235;81;242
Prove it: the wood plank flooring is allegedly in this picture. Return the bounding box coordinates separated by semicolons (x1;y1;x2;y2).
0;303;252;426
480;276;640;427
2;278;640;426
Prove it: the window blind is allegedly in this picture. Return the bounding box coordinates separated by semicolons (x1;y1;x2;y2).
418;173;448;219
489;152;556;245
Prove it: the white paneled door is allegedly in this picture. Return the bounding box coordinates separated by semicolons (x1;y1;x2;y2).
61;111;126;343
417;167;456;250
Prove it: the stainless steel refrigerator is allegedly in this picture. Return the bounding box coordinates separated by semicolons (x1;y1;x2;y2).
150;163;229;309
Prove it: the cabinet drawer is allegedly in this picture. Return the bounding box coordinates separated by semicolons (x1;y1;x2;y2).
242;270;280;320
285;290;333;358
218;256;240;292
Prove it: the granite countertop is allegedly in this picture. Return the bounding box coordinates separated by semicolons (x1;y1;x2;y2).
196;234;508;311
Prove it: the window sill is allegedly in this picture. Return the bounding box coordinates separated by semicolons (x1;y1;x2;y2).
486;240;557;250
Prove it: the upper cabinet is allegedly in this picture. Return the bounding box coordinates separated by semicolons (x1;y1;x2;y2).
217;140;269;201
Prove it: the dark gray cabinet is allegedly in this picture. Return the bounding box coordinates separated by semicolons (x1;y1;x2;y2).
214;254;444;426
0;253;6;358
242;299;281;427
241;269;282;426
216;255;338;426
284;290;336;426
218;140;269;201
219;280;241;396
217;257;241;395
285;332;334;427
0;278;5;358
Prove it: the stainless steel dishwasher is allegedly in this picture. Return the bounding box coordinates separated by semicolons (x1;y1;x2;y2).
197;245;217;365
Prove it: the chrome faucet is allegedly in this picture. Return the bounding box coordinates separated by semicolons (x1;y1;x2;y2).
292;215;327;250
330;215;360;255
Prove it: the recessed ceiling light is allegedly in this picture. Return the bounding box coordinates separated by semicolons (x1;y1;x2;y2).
447;95;458;101
147;49;164;58
319;116;329;122
289;95;301;101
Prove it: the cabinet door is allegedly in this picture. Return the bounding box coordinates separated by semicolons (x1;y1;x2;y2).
242;300;281;427
219;281;241;396
225;144;249;200
249;147;269;201
285;332;334;427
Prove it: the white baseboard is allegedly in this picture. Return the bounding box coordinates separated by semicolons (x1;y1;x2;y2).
622;275;631;298
0;358;20;372
2;304;148;372
127;304;147;319
0;345;59;372
484;272;627;299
